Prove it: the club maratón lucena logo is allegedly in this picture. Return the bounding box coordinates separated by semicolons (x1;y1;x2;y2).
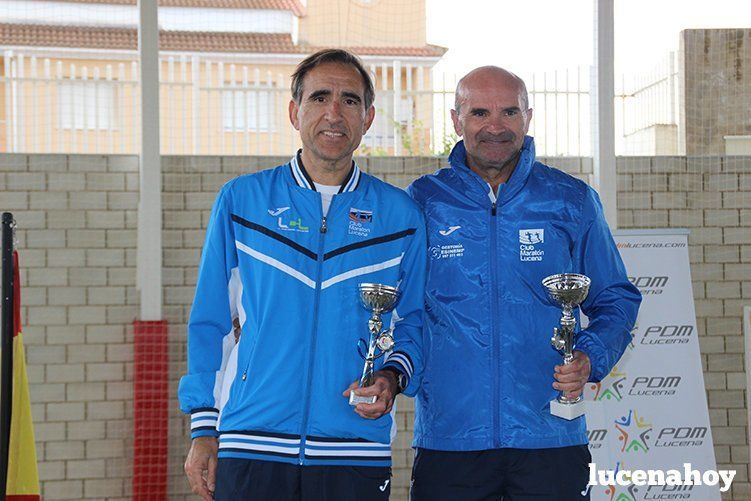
348;207;373;237
518;228;544;261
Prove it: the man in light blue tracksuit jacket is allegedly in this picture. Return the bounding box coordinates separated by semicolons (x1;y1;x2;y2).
408;67;641;500
179;49;426;501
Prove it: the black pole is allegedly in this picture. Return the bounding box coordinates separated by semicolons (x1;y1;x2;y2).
1;212;15;499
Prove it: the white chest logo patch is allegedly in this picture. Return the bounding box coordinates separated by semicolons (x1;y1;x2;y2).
431;225;464;259
519;228;544;262
268;207;290;216
519;229;544;244
439;225;461;236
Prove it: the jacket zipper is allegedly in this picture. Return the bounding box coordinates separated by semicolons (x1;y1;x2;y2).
490;200;501;448
298;202;328;465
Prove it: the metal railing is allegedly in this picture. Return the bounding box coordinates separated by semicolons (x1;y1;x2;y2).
1;51;679;157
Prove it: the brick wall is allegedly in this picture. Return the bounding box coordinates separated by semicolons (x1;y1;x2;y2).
2;153;138;499
1;153;748;499
616;155;751;500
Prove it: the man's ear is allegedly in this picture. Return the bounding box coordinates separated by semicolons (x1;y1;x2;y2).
451;109;463;136
524;108;533;135
289;99;300;130
362;105;375;134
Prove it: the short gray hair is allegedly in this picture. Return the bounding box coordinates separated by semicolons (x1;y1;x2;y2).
291;49;375;110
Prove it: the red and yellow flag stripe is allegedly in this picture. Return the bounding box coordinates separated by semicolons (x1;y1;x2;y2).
6;251;40;501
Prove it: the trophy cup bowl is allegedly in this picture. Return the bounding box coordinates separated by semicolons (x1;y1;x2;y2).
542;273;591;309
542;273;591;420
359;283;400;314
350;283;401;405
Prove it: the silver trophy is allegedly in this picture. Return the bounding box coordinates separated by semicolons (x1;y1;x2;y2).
349;283;400;405
542;273;591;420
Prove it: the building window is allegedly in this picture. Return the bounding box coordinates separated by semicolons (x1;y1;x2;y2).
366;96;414;142
58;81;117;130
222;89;275;132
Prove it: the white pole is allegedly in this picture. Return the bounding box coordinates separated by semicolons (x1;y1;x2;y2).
230;64;237;154
17;55;24;152
118;63;126;153
192;55;200;154
181;55;188;154
44;59;52;152
242;67;249;155
265;70;272;155
70;64;77;152
393;60;402;155
30;57;38;152
3;51;12;152
93;66;100;154
253;67;260;155
205;60;213;154
82;66;89;153
592;0;618;228
219;62;225;154
131;62;138;152
168;57;175;154
380;63;388;152
106;64;114;152
56;61;63;151
137;0;162;320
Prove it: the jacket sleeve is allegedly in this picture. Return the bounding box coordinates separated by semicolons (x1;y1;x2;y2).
381;206;427;397
574;187;642;382
178;183;239;438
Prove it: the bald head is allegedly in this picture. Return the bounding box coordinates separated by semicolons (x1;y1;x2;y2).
449;65;533;188
455;66;529;113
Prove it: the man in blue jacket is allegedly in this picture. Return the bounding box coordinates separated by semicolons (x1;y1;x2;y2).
408;66;641;500
179;49;426;501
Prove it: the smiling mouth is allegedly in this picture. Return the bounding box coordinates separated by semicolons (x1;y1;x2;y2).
321;131;346;138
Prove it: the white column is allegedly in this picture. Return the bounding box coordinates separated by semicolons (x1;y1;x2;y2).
393;60;402;156
592;0;618;228
137;0;162;320
4;51;13;153
191;55;200;154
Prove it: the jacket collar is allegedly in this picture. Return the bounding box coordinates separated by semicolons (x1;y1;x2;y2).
448;136;536;205
289;150;362;194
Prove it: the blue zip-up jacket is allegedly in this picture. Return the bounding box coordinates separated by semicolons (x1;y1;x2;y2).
178;155;426;467
408;138;641;450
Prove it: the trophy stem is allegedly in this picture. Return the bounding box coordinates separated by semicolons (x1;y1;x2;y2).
358;312;382;389
559;312;575;358
556;311;577;402
553;310;584;413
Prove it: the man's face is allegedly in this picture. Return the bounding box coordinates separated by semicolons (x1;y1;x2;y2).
289;62;375;165
451;75;532;173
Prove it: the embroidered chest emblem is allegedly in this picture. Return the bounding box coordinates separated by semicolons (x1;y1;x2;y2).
519;228;544;261
348;207;373;237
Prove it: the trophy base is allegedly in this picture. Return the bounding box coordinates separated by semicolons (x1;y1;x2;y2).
349;393;377;405
550;399;585;420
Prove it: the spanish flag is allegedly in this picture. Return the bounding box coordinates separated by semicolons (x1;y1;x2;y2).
6;251;40;500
